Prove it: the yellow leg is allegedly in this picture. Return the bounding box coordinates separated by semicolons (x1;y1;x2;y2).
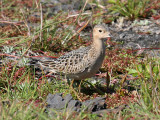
70;79;82;102
78;80;82;93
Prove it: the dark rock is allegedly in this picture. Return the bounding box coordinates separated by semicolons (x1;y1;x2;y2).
92;104;129;115
46;93;65;110
64;94;73;103
46;93;107;113
82;97;107;112
45;93;129;117
67;100;82;112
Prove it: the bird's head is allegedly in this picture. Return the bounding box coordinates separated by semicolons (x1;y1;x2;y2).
93;24;111;40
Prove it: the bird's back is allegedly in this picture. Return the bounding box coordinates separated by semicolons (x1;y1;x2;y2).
39;46;91;73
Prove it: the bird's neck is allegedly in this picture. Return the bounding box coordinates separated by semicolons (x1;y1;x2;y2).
91;37;106;54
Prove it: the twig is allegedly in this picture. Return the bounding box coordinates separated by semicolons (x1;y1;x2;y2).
67;12;92;19
82;0;89;13
0;20;24;25
75;0;90;24
20;9;31;36
67;19;90;41
0;53;20;58
89;3;106;9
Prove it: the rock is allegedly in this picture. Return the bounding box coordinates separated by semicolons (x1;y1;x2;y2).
110;18;160;49
46;93;65;110
92;104;129;115
67;100;81;112
46;93;106;114
45;93;129;117
82;97;106;112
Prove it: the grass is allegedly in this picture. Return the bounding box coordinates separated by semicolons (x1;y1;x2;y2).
108;0;160;20
0;0;160;119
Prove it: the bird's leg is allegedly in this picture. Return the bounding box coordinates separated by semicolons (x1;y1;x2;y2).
70;79;82;102
78;80;83;93
70;79;74;88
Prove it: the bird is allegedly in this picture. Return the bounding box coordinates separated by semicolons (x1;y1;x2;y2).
38;24;111;81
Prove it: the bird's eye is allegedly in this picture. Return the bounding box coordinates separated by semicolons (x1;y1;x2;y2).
99;30;102;32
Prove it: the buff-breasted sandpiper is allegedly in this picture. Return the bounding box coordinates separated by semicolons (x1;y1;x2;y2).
38;24;111;81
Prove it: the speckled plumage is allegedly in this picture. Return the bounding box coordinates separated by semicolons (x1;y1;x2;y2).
38;24;111;80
